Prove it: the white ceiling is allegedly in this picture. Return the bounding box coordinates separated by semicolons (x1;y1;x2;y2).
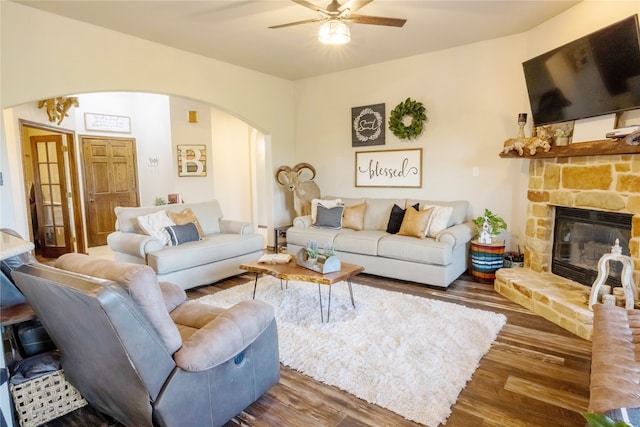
15;0;581;81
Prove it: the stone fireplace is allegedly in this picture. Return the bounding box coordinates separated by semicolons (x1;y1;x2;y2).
495;152;640;340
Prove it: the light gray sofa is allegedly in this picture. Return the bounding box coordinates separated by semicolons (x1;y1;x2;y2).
286;197;474;288
107;200;264;289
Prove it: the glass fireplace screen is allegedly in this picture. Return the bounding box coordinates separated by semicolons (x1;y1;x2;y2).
552;206;632;287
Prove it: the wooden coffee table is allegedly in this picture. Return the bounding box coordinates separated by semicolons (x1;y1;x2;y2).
239;260;364;322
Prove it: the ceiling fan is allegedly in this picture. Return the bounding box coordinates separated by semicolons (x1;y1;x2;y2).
269;0;406;44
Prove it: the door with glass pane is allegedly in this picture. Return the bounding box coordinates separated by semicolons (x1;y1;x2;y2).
30;135;72;258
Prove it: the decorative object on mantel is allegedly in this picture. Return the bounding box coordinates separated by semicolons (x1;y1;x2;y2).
588;238;638;310
296;243;341;274
37;96;79;125
502;113;528;155
554;123;573;146
275;163;321;217
623;129;640;146
472;209;507;244
351;103;385;147
388;97;427;140
525;125;553;155
502;122;553;156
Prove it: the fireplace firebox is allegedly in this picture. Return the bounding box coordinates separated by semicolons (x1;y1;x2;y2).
552;206;632;287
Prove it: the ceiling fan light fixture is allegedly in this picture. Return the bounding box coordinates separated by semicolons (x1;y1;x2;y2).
318;20;350;45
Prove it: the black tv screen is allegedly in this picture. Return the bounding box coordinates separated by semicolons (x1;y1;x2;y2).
523;15;640;126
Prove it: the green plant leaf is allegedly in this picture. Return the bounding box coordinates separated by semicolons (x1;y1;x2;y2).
582;412;632;427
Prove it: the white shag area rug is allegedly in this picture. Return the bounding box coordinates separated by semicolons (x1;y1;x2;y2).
197;276;506;426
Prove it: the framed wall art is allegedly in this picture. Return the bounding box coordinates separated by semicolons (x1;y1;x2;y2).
355;148;422;188
177;145;207;177
84;113;131;133
351;103;385;147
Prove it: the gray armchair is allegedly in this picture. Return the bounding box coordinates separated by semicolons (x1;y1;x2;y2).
12;253;279;427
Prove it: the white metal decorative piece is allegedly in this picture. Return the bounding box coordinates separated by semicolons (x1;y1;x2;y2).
478;218;492;244
588;239;638;310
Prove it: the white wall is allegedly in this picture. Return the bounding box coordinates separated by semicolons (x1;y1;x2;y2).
293;1;640;251
293;35;530;250
78;92;174;207
0;2;296;237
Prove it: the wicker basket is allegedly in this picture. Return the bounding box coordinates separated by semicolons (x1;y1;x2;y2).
10;369;87;427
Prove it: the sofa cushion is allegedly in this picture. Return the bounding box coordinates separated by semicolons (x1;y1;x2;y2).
364;198;407;231
314;204;344;229
165;223;201;246
148;233;263;275
425;205;454;238
387;203;419;234
408;199;469;227
54;253;183;354
137;210;174;245
286;226;346;248
343;203;366;231
167;208;205;238
334;230;388;256
115;200;224;235
311;199;342;224
398;206;433;238
378;234;453;265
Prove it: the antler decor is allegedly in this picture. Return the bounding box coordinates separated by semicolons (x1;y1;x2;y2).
37;96;79;125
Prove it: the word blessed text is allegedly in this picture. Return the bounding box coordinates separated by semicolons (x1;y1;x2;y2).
359;157;418;180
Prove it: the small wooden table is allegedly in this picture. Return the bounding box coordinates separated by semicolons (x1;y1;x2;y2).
239;260;364;322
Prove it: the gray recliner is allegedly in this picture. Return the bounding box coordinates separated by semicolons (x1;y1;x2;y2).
12;253;280;427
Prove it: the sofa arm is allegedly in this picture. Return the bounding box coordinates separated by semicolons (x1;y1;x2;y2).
219;219;254;235
293;215;312;228
436;221;475;247
173;300;275;371
107;231;164;258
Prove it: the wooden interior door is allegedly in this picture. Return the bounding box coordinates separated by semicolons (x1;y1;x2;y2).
82;136;139;247
30;135;73;258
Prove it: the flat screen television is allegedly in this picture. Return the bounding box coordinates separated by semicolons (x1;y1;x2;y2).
523;15;640;126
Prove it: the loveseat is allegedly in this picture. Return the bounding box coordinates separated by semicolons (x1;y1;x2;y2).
13;253;280;427
107;200;264;289
286;197;474;288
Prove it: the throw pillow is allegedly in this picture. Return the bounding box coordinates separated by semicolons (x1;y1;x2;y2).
311;198;342;223
424;205;454;238
398;206;434;238
137;211;174;245
167;208;205;238
342;203;366;231
386;203;419;234
314;204;344;229
165;222;201;246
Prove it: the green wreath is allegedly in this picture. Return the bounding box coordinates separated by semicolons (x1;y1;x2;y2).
389;98;427;140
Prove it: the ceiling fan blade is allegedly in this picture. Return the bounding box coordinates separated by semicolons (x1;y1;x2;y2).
347;14;406;27
291;0;329;14
337;0;373;15
268;17;323;29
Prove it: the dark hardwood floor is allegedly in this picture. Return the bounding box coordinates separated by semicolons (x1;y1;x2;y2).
38;270;591;427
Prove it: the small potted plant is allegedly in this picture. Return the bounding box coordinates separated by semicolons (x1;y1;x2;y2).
306;240;319;264
472;209;507;244
554;125;573;146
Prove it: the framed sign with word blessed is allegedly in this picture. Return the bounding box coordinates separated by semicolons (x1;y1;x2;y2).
355;148;422;188
351;103;385;147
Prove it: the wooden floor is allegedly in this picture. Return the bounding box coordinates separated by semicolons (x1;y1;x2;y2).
39;271;591;427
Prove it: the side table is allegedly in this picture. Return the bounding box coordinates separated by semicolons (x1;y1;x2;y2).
273;225;292;253
0;231;35;427
470;240;505;283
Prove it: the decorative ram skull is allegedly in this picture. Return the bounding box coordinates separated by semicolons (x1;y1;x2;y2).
275;163;321;217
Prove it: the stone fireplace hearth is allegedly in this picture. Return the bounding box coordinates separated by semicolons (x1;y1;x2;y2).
495;152;640;341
